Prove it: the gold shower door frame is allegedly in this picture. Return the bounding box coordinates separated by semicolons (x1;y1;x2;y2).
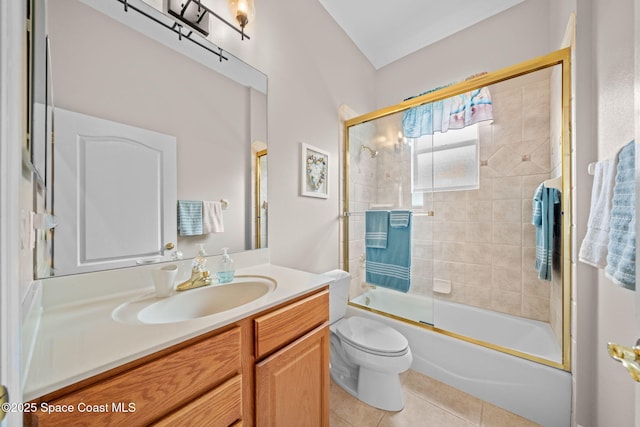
342;48;572;371
255;149;267;249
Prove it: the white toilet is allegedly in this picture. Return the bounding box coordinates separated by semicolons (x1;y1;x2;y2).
324;269;412;411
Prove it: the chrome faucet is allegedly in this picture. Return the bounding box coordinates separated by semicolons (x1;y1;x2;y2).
176;253;212;291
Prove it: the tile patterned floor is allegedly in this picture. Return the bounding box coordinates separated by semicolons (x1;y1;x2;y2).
330;370;542;427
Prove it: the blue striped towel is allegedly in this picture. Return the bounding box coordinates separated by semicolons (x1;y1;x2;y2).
365;210;388;248
366;210;412;292
390;210;411;228
532;184;561;281
177;200;203;236
605;140;636;290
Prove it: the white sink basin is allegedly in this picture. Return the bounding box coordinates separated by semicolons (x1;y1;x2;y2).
113;275;277;324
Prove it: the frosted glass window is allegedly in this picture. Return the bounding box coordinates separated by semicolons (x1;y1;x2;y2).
412;123;479;192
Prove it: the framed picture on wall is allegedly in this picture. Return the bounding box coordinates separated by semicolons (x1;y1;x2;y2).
300;142;329;199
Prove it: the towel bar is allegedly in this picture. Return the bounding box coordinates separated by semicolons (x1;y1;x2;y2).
343;211;434;217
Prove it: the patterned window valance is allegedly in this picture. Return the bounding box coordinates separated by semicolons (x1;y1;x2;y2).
402;86;493;138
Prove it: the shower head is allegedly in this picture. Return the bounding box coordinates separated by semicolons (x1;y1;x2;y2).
361;145;379;158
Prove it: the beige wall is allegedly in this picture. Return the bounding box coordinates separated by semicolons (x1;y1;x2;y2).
218;0;378;274
374;0;551;110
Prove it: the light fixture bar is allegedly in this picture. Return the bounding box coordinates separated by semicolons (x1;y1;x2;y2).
175;0;251;40
118;0;229;61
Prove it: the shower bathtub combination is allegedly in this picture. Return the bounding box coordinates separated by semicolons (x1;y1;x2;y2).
342;49;573;427
349;287;571;427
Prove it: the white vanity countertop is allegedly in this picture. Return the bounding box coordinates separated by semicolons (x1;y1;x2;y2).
23;263;332;401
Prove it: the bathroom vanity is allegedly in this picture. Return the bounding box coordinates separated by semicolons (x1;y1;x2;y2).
23;263;331;426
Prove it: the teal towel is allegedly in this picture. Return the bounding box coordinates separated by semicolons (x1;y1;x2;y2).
532;184;561;281
366;210;412;292
605;140;636;290
177;200;203;236
390;210;411;228
365;210;388;249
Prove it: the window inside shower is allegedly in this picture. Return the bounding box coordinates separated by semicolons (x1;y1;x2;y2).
412;123;480;193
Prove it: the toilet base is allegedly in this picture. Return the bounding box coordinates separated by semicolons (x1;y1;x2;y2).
357;367;405;411
330;367;358;397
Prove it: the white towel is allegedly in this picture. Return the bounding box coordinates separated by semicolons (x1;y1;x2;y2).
579;159;616;268
203;200;224;233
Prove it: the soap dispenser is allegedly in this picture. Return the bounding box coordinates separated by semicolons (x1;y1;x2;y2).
216;248;235;284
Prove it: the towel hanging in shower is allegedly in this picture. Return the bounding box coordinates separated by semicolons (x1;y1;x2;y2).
532;184;561;281
365;210;388;248
366;210;412;292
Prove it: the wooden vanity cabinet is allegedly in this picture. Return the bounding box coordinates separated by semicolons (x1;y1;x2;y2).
25;286;329;427
150;375;243;427
25;326;244;427
254;289;330;427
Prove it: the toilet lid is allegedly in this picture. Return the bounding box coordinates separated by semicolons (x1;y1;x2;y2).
336;317;409;356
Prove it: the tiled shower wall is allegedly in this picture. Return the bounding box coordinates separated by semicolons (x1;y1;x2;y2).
347;71;561;327
425;74;554;322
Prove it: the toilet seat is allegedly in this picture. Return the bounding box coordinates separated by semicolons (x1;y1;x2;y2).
336;316;409;357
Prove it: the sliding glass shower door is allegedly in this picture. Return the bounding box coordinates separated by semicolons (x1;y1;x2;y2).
343;48;572;370
345;110;435;326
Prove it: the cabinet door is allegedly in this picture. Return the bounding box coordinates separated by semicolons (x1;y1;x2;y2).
255;324;329;427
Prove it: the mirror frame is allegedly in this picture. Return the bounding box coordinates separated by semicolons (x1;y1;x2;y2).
342;48;572;371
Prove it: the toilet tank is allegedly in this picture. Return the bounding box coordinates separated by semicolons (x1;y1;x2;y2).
322;269;351;324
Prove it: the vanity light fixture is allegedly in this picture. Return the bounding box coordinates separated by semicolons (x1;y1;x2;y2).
228;0;255;39
119;0;230;61
167;0;253;40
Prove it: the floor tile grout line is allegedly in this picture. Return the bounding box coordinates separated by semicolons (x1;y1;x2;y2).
478;402;486;427
330;371;540;426
404;388;479;426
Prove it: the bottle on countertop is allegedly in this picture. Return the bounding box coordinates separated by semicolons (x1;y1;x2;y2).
193;244;208;272
216;247;235;284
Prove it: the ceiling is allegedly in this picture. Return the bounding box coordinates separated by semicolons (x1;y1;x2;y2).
318;0;525;69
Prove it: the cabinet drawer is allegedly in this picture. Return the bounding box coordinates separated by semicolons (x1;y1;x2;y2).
254;289;328;359
152;375;242;427
31;327;241;426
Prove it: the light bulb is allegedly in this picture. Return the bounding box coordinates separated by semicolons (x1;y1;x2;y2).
228;0;255;29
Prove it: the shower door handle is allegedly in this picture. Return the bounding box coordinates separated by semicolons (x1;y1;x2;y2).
607;340;640;382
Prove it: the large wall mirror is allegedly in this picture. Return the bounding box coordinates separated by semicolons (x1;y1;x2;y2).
30;0;268;278
343;49;571;370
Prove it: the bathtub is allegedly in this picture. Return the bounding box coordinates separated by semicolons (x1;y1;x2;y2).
349;288;571;427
